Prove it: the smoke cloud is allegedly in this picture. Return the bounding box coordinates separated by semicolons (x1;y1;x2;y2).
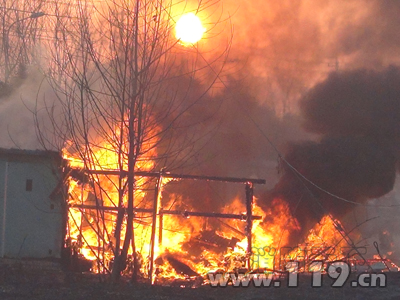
219;0;400;114
265;66;399;241
0;69;56;150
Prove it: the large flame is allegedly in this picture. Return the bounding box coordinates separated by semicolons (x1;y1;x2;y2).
64;124;159;272
63;128;351;280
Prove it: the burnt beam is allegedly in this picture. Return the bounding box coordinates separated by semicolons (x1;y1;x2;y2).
81;169;266;185
69;204;262;220
159;210;262;220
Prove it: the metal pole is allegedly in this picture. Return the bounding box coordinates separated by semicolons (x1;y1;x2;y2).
245;182;254;269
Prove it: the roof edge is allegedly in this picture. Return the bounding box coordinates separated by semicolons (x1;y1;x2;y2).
0;147;61;159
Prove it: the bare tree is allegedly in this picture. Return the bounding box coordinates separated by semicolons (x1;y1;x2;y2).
35;0;231;281
0;0;46;96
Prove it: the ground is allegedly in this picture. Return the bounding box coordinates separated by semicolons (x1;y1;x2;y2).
0;270;399;300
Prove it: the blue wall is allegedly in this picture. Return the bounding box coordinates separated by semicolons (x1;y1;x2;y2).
0;151;64;258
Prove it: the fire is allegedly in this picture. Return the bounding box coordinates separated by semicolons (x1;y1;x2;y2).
63;124;160;272
62;129;353;282
175;13;205;45
286;215;348;272
245;199;300;270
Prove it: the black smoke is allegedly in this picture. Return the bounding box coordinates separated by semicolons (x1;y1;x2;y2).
265;66;400;240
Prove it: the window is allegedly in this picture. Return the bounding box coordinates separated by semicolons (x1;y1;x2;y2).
26;179;33;191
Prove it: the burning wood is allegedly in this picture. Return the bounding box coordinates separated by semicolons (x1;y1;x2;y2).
182;230;240;256
162;254;200;277
62;131;391;285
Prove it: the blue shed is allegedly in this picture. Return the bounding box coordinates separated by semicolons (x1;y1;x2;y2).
0;148;66;259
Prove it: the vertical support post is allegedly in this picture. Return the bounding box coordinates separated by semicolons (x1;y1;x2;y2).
245;182;254;269
149;173;162;284
158;209;163;247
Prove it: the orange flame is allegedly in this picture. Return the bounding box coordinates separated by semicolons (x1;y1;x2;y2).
63;131;351;280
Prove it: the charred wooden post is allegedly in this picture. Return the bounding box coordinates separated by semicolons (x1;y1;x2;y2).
245;182;254;269
149;172;163;284
158;208;163;247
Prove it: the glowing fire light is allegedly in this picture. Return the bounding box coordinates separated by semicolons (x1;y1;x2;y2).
175;13;205;45
63;128;353;280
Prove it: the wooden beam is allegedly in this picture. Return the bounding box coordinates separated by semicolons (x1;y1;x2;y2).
69;204;262;220
158;210;262;220
81;169;266;185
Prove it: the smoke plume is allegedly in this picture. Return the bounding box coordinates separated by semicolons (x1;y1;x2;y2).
265;66;399;240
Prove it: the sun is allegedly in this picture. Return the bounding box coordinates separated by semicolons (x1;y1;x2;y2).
175;13;205;45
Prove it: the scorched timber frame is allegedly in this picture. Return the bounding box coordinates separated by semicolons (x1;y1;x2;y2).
70;169;266;283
